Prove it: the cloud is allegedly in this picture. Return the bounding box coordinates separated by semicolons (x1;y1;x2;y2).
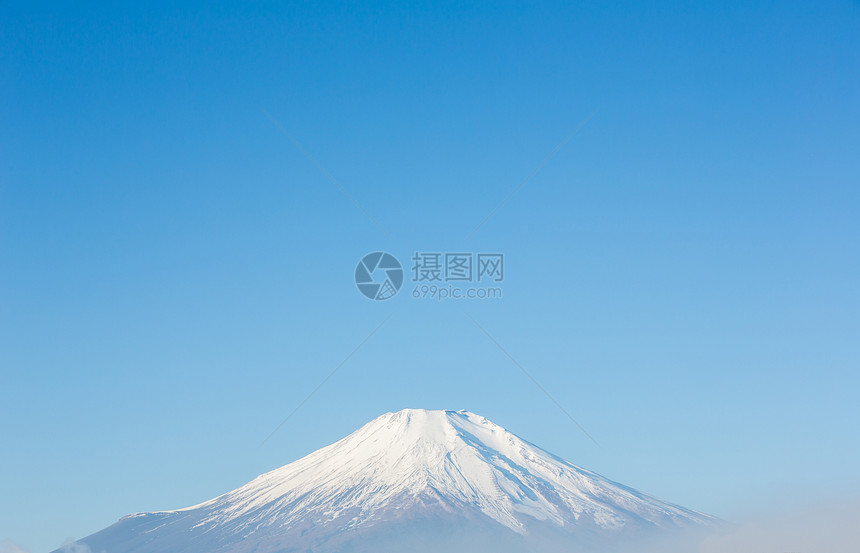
0;540;30;553
60;539;93;553
628;497;860;553
697;499;860;553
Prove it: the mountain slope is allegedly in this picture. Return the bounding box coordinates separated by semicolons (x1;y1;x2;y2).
62;409;717;553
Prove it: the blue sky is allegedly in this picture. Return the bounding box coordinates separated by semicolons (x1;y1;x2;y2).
2;1;859;551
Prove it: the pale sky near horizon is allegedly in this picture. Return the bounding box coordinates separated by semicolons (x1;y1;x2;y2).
3;1;860;551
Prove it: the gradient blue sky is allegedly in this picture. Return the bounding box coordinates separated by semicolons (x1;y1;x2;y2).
2;1;860;551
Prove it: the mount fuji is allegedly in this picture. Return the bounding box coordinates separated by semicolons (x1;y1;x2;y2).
60;409;718;553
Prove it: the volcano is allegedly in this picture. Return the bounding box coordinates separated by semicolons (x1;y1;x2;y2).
60;409;717;552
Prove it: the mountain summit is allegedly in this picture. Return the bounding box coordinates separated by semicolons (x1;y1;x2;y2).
63;409;716;553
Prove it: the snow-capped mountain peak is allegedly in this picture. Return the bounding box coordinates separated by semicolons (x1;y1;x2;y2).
63;409;717;553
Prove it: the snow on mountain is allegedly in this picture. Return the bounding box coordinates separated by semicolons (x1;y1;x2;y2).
60;409;718;553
